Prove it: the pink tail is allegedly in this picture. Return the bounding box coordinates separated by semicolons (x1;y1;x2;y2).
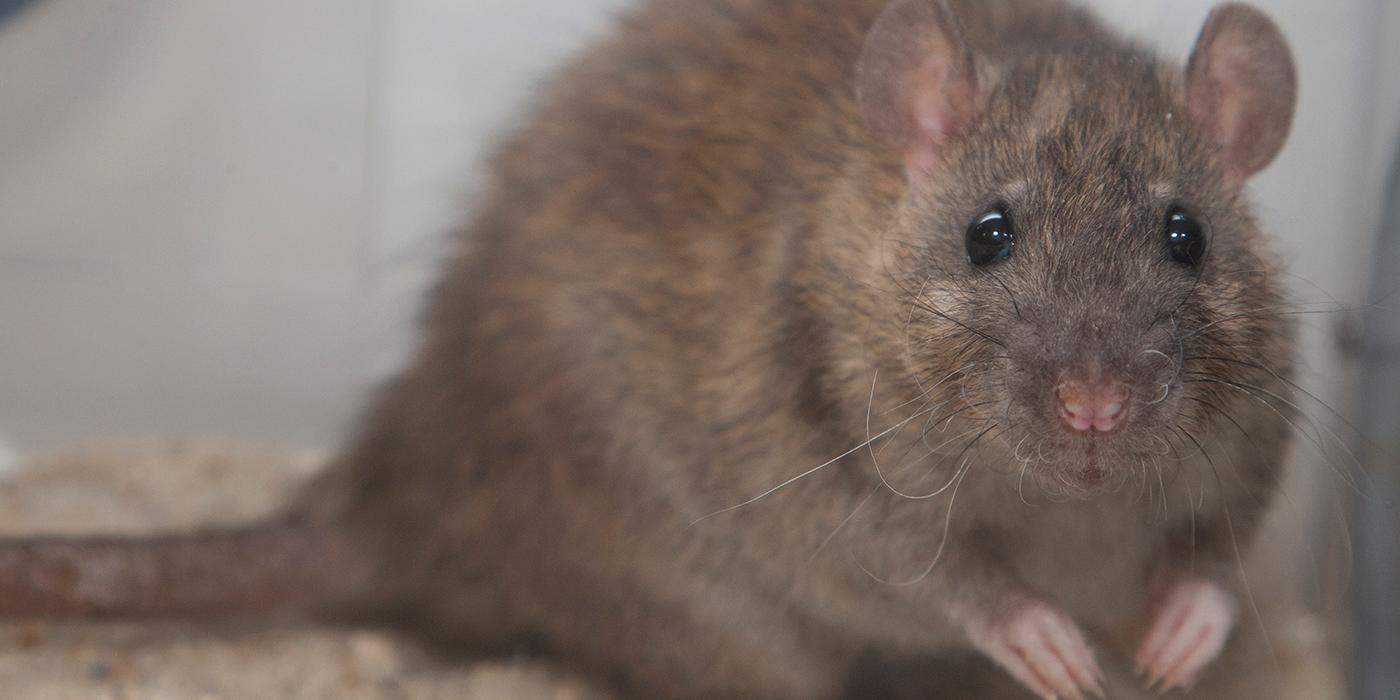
0;520;339;617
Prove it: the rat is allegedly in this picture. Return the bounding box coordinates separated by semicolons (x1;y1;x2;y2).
0;0;1299;697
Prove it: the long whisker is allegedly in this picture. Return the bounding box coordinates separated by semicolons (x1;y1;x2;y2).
985;268;1023;321
1178;395;1261;452
911;299;1007;348
1183;355;1371;441
1151;243;1208;327
856;456;976;587
900;274;935;396
1151;454;1169;521
688;399;938;527
809;485;880;563
1183;375;1372;496
879;357;984;417
876;425;994;501
1178;429;1279;675
1178;302;1374;344
877;403;983;482
1184;477;1201;571
911;426;1001;490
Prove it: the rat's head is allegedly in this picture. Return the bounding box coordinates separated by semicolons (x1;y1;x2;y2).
855;1;1296;495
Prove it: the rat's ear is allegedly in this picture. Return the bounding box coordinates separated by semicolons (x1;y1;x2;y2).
1186;3;1297;186
857;0;980;183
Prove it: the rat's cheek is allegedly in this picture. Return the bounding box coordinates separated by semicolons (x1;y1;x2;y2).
965;600;1106;700
1134;577;1238;692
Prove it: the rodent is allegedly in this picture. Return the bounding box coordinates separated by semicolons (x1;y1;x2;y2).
0;1;1300;698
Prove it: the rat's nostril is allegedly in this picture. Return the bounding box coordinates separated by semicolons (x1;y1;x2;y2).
1056;381;1129;433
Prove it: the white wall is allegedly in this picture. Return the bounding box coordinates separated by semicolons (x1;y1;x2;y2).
0;0;1393;472
0;0;632;449
0;0;376;448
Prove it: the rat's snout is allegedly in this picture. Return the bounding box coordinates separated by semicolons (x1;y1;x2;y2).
1056;376;1129;434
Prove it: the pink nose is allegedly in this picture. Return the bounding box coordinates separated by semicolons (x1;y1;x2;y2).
1057;379;1129;433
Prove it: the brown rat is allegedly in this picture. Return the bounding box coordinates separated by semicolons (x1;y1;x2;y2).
0;0;1300;698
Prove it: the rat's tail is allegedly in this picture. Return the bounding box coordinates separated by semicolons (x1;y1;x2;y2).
0;519;346;618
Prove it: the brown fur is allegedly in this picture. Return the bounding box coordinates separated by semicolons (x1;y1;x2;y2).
0;1;1300;698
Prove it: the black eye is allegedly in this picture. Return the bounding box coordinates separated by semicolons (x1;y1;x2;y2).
966;209;1015;266
1164;208;1206;266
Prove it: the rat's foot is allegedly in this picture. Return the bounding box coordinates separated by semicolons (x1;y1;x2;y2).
1134;577;1237;693
967;601;1105;700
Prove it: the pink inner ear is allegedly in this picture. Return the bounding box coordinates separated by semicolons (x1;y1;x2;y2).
904;77;952;179
857;0;980;186
1185;5;1297;186
902;57;976;182
1215;92;1249;186
1195;50;1252;185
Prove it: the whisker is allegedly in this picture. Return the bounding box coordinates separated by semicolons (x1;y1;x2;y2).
809;485;880;563
1178;302;1373;344
1183;355;1371;442
985;268;1023;321
911;299;1008;348
1179;395;1261;452
880;358;985;417
856;455;976;587
877;425;994;501
1180;471;1199;571
1183;375;1373;496
1016;456;1033;505
1151;455;1168;521
900;274;935;396
876;405;977;479
912;426;1001;489
688;398;939;527
1178;429;1279;675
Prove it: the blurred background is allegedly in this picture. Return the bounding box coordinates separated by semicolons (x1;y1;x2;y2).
0;0;1395;697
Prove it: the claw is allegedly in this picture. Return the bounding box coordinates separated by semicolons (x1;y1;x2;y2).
968;600;1105;700
1135;577;1236;692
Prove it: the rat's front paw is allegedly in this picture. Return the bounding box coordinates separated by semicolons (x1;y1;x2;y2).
1134;576;1237;693
967;601;1105;700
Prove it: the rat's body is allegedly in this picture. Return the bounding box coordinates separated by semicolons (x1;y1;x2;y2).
0;1;1300;698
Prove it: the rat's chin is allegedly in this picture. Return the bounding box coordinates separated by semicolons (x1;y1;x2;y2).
1063;454;1126;492
1022;435;1147;499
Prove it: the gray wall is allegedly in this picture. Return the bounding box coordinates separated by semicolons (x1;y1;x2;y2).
0;0;635;453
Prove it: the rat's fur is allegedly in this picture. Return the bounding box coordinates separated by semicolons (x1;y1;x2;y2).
0;1;1299;698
